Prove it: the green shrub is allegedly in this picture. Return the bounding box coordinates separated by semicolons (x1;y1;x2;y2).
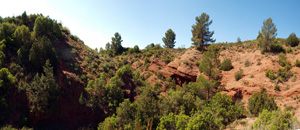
274;83;280;91
270;44;285;53
155;71;164;80
265;69;277;80
286;32;299;47
252;109;299;130
163;58;172;63
220;59;233;71
244;59;251;67
116;65;132;78
234;68;243;81
295;59;300;67
278;53;291;68
144;57;150;64
80;74;87;80
195;61;200;66
248;87;277;116
117;62;123;68
78;93;86;105
277;68;292;82
285;47;293;53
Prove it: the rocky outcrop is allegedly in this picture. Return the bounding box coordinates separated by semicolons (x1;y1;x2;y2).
160;49;202;85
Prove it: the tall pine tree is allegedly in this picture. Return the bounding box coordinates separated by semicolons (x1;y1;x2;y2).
162;29;176;48
111;32;123;55
191;13;215;50
258;18;277;53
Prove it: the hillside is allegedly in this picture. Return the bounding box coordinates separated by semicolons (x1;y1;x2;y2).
0;13;300;130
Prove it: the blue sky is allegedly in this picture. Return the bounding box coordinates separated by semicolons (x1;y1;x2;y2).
1;0;300;49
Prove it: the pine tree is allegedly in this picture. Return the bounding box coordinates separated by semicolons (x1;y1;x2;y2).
258;18;277;53
27;60;59;117
111;32;123;55
162;29;176;48
191;13;215;50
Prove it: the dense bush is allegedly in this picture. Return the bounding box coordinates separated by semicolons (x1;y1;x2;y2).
248;88;277;116
26;60;59;117
33;16;62;39
270;44;285;53
278;53;291;69
277;68;292;82
199;43;220;80
144;57;150;64
29;36;58;72
244;59;251;67
295;59;300;67
0;68;16;123
234;68;243;81
252;109;299;130
220;58;233;71
116;65;132;78
265;69;277;80
187;93;245;130
0;22;17;51
285;47;293;53
85;72;124;114
286;32;299;47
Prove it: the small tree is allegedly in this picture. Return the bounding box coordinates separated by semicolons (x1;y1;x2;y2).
237;37;242;45
111;32;123;55
286;32;299;47
258;18;277;53
198;74;216;99
27;60;59;117
162;29;176;48
199;43;220;80
21;11;28;25
14;25;32;51
191;13;215;50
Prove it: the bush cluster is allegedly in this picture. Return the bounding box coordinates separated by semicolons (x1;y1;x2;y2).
234;68;243;81
270;44;285;53
220;59;233;71
265;69;276;80
248;87;277;116
295;59;300;67
252;109;299;130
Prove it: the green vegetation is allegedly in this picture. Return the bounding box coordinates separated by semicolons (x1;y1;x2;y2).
265;69;276;80
105;32;124;56
278;53;291;68
29;36;58;72
191;13;215;50
295;59;300;67
286;32;299;47
26;60;59;117
0;68;16;124
220;58;233;71
199;43;220;80
162;29;176;48
0;12;299;130
234;68;243;81
252;109;299;130
257;18;277;53
248;87;277;116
